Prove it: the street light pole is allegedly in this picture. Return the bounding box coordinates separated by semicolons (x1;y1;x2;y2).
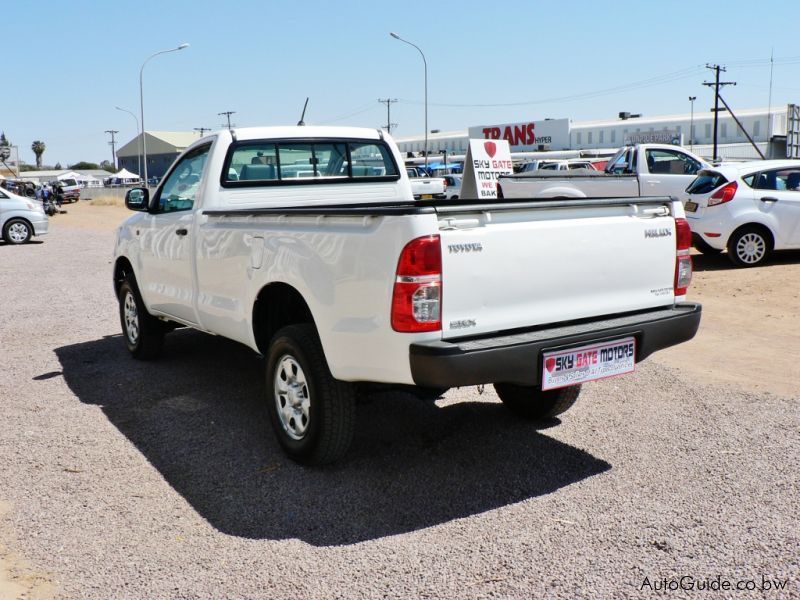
390;32;428;169
139;43;189;185
688;96;697;151
116;106;141;178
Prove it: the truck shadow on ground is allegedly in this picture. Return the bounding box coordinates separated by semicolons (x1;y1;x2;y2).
54;330;610;547
692;249;800;272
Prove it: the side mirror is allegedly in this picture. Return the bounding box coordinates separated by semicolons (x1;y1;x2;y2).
125;187;149;211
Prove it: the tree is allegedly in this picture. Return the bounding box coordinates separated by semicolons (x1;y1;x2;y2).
69;161;100;170
100;160;116;173
31;140;46;169
54;162;62;170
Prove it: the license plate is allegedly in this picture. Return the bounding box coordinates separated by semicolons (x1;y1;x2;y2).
684;201;698;213
421;194;433;199
542;337;636;390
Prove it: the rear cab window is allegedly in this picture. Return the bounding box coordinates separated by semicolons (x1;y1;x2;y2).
686;170;728;195
222;139;399;186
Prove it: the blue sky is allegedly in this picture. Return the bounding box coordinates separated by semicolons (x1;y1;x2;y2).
4;0;800;168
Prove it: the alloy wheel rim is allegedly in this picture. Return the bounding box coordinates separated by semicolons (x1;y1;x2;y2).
736;233;766;264
9;223;28;243
123;292;140;344
274;355;310;440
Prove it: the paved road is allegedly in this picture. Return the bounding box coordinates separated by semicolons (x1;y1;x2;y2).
0;225;797;598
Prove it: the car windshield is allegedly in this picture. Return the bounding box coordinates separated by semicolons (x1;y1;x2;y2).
686;171;728;195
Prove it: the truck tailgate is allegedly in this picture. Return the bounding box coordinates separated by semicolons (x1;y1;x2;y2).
437;198;678;340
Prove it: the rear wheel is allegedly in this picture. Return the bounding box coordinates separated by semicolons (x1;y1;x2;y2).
118;277;165;359
266;324;355;465
728;226;772;267
493;383;582;420
3;219;32;244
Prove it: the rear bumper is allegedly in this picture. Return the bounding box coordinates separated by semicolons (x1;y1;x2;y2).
409;303;701;387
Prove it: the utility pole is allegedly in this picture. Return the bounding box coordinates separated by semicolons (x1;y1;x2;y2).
105;129;119;169
703;64;736;162
688;96;696;151
194;127;211;136
218;111;236;130
378;98;398;134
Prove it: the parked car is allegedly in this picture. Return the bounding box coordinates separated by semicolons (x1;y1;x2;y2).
0;186;49;244
443;174;462;199
500;144;708;200
683;160;800;267
113;125;700;465
52;178;80;203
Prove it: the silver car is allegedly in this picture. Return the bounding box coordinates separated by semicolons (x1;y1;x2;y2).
0;187;49;244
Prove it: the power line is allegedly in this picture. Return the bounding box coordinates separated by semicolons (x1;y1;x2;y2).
703;64;736;161
105;129;119;168
378;98;398;134
218;111;236;130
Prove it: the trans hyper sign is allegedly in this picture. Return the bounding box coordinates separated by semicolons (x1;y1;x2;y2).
468;118;570;151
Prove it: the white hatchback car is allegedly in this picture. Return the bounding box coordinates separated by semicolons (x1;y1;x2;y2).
683;160;800;267
443;174;462;199
0;187;49;244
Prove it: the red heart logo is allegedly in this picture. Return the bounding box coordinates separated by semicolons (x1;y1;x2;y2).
484;141;497;158
545;357;556;373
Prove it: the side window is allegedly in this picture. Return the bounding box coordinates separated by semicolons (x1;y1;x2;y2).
645;149;700;175
155;144;211;213
758;169;800;191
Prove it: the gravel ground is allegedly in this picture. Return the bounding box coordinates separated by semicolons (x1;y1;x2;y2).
0;223;798;599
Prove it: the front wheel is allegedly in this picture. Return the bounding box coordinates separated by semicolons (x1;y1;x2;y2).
266;324;355;465
118;278;164;359
728;226;772;267
3;218;32;244
493;383;582;420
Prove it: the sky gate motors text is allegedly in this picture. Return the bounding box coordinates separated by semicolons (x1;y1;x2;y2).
552;341;635;373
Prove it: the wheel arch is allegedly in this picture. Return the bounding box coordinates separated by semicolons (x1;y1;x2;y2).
113;256;136;299
253;282;315;355
727;222;775;251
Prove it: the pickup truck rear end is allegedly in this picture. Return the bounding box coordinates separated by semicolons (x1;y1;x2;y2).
113;127;700;465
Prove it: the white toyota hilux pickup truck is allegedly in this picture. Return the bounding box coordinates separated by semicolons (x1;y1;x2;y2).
113;126;701;465
498;144;710;200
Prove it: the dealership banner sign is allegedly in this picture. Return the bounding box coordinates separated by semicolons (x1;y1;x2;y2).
460;139;513;199
468;118;570;151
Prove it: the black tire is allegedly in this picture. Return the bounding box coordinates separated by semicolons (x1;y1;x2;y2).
266;324;355;465
3;218;32;244
693;237;723;255
727;226;772;267
493;383;582;420
118;277;165;359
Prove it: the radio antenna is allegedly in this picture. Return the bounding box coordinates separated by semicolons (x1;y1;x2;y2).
297;97;309;126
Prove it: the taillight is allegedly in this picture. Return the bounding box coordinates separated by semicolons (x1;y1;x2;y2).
674;217;692;297
707;181;737;206
391;235;442;332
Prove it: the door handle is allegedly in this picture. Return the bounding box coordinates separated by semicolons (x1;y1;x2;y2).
647;180;660;185
760;197;779;203
175;228;188;236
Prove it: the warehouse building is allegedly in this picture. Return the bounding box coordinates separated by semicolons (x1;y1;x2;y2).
116;131;203;179
395;104;799;161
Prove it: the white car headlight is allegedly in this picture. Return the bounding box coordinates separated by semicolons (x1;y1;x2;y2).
25;200;44;213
